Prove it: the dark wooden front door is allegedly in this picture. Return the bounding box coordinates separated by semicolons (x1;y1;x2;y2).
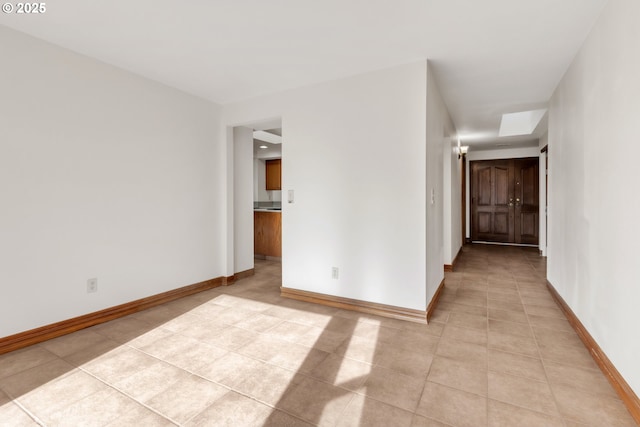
471;158;539;245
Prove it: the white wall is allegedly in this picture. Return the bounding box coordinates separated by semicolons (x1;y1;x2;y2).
233;127;255;273
539;133;548;256
426;63;457;301
442;140;462;266
466;146;540;162
225;62;431;311
0;27;224;337
547;0;640;394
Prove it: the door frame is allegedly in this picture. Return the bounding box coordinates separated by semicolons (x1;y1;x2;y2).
468;154;541;247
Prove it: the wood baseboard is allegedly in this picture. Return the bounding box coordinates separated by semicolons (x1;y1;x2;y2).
427;278;445;323
280;287;427;324
0;274;242;356
234;268;255;281
546;281;640;424
444;247;462;272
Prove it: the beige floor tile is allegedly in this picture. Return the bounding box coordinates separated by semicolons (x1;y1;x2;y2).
0;346;58;380
13;370;107;422
81;346;160;384
392;329;441;354
454;295;488;309
105;403;174;426
524;304;565;319
61;337;123;367
335;335;385;364
131;305;182;325
295;326;349;352
155;312;204;333
487;349;546;381
441;323;488;345
309;353;371;391
536;341;599;371
543;360;618;398
265;321;313;342
416;381;487;427
405;319;444;337
519;293;558;306
268;343;330;374
488;399;564;427
236;334;289;362
234;363;304;406
158;338;227;372
233;312;283;332
376;346;434;378
440;302;487;316
487;290;521;304
551;383;636;426
526;314;574;333
185;391;273;426
488;330;539;357
192;352;263;388
262;410;315;427
411;415;455;427
488;308;529;324
448;312;488;331
310;315;360;334
487;299;526;313
351;321;399;343
532;326;584;349
360;366;426;412
91;316;154;343
47;388;140;426
38;330;111;358
125;327;175;349
178;319;228;342
139;332;197;359
435;338;487;368
0;401;39;426
337;393;413;427
0;358;77;398
145;375;227;424
488;319;533;338
113;360;189;402
201;325;260;350
488;371;558;416
429;309;450;323
427;356;487;396
277;376;355;426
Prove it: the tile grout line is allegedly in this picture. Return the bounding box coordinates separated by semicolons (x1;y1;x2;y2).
519;256;569;427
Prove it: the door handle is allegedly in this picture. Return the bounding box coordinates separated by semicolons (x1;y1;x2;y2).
508;198;514;207
515;198;521;207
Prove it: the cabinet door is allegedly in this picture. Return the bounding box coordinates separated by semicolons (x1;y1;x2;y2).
254;211;282;257
266;159;281;190
254;212;266;255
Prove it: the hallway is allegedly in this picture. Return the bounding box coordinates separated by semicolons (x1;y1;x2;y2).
0;247;635;426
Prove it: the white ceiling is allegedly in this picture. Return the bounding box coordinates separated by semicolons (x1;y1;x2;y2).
0;0;608;147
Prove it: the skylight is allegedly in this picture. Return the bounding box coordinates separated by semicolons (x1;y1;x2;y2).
499;109;547;137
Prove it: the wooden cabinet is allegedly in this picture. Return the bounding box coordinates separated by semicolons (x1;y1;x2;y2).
265;159;281;190
254;211;281;257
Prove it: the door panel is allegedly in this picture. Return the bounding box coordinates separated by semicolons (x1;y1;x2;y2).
514;158;539;244
471;158;539;245
471;160;513;242
495;167;510;206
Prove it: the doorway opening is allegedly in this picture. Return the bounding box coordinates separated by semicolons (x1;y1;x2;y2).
470;157;539;245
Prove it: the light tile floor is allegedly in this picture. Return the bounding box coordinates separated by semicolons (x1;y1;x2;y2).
0;245;636;426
